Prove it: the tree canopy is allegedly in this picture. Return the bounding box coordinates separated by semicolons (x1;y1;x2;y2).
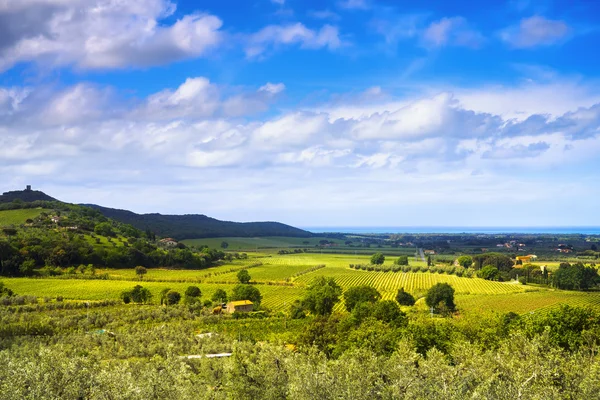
371;253;385;265
425;283;456;314
343;285;381;311
237;269;251;284
301;276;342;316
231;284;262;307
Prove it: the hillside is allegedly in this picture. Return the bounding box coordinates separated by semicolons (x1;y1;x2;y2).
0;208;51;226
0;187;312;240
83;204;313;240
0;187;56;203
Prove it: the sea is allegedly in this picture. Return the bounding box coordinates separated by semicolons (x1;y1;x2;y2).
301;227;600;235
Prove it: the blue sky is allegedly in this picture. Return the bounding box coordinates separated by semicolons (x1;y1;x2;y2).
1;0;600;227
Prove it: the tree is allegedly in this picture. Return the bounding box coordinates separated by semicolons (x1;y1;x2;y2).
0;281;14;297
231;284;262;307
237;269;251;284
185;286;201;298
94;222;115;237
456;255;473;268
395;287;416;306
478;265;500;281
472;253;514;271
425;283;456;314
123;285;152;304
289;300;306;319
343;285;381;311
371;253;385;265
553;262;600;290
370;300;406;326
221;241;229;249
301;276;342;316
160;288;171;305
394;256;409;266
211;288;228;303
135;266;147;279
427;255;432;267
165;290;181;305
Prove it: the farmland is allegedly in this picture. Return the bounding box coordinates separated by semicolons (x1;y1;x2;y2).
3;250;600;314
0;208;50;226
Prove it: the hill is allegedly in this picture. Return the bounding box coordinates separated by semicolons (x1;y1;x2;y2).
0;187;56;203
0;187;312;240
82;204;313;240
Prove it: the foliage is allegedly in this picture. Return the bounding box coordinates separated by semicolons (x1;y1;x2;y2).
478;265;500;281
553;262;600;290
456;255;473;268
395;287;416;306
237;269;251;284
394;256;409;266
301;276;342;316
0;281;14;297
231;284;262;307
343;285;381;311
370;253;385;265
472;252;514;271
165;290;181;305
135;266;147;279
211;289;228;303
185;286;201;298
122;285;152;304
425;283;456;314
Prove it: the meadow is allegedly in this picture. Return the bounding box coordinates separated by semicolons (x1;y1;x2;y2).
0;208;50;226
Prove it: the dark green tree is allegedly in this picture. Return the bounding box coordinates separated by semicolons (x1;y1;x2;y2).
370;253;385;265
478;265;500;281
425;283;456;314
185;286;201;298
456;255;473;268
165;290;181;305
221;241;229;249
231;284;262;307
343;285;381;311
301;276;342;316
237;269;251;284
134;265;147;279
394;256;409;266
211;288;228;303
395;287;416;306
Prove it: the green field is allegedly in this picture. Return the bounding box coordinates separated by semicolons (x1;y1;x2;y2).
182;236;348;250
0;208;50;226
4;250;600;314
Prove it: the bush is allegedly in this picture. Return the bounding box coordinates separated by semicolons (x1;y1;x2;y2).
395;288;416;306
394;256;409;266
165;290;181;305
371;253;385;265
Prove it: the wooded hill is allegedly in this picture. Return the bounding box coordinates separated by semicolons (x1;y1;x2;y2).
0;188;312;240
82;204;313;240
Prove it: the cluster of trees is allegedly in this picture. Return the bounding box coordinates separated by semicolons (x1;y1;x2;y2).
553;262;600;290
0;205;228;276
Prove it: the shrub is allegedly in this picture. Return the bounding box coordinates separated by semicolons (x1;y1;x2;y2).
395;288;416;306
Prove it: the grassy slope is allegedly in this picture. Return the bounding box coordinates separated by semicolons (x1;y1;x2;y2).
0;208;50;226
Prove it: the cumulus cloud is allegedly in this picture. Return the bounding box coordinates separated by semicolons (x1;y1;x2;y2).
0;0;222;71
2;77;600;224
500;16;570;48
245;23;343;58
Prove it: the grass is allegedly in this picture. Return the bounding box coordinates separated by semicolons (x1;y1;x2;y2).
4;251;600;315
182;236;348;250
0;208;50;226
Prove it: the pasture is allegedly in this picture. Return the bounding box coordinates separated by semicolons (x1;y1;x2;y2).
0;208;49;226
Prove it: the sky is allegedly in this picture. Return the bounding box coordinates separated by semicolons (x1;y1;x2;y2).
1;0;600;227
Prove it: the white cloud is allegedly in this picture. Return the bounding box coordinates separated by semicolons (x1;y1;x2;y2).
246;23;343;57
500;16;570;48
422;17;484;48
0;0;222;71
3;78;600;225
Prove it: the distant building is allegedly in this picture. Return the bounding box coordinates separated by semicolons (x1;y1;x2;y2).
226;300;254;313
515;255;537;263
159;238;178;247
25;185;32;191
424;250;436;255
50;216;61;224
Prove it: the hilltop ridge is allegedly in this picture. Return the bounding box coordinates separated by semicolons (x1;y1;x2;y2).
0;187;312;239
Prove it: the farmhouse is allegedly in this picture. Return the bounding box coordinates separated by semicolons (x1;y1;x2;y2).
159;238;178;247
515;254;537;263
226;300;253;313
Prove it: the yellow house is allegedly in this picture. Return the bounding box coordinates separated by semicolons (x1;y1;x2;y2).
226;300;254;313
515;254;537;264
